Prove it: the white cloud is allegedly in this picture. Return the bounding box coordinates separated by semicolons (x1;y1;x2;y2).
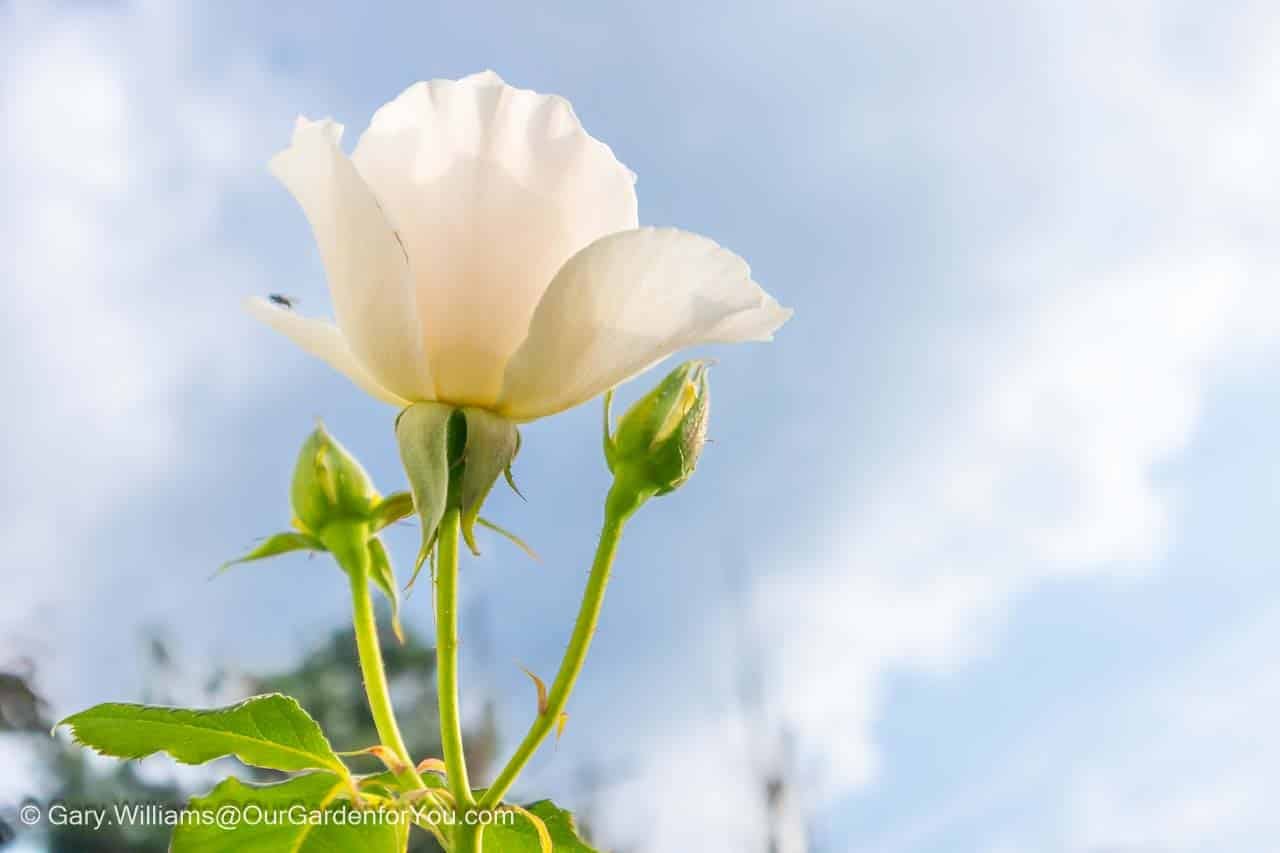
936;608;1280;853
0;1;295;696
600;1;1280;848
1061;611;1280;852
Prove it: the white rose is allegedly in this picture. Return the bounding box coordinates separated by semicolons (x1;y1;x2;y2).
249;71;790;421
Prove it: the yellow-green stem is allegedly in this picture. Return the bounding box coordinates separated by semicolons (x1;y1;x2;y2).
479;480;647;809
453;821;483;853
345;550;426;792
435;507;473;810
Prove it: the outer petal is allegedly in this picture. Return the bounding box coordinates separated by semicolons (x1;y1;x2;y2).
270;117;433;401
351;71;638;408
245;298;409;407
496;228;792;422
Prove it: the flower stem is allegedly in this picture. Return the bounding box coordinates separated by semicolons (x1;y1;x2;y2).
435;507;474;809
344;542;426;792
453;821;483;853
478;480;646;809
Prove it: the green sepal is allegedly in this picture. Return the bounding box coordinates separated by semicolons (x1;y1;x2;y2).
476;517;539;562
217;531;323;575
367;538;404;645
171;773;408;853
602;388;618;473
504;430;525;499
459;408;520;555
56;694;350;778
370;491;415;532
394;402;454;575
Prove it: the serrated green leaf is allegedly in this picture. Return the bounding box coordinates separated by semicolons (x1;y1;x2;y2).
481;799;599;853
458;409;519;556
58;694;348;777
370;492;415;533
498;803;552;853
218;532;323;575
171;773;408;853
367;538;404;645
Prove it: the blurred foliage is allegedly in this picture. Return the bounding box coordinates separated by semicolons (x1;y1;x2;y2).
0;665;47;734
0;615;497;853
245;619;497;785
0;598;812;853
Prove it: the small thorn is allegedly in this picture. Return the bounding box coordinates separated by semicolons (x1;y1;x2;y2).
520;665;549;715
555;712;569;744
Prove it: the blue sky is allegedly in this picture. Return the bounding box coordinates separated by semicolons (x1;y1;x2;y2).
3;1;1280;851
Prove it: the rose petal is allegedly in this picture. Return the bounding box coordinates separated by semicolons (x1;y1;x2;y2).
496;228;792;421
270;117;432;401
351;71;638;408
244;297;409;407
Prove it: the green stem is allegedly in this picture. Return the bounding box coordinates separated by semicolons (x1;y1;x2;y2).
435;507;474;808
343;540;426;792
453;821;483;853
479;480;646;809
